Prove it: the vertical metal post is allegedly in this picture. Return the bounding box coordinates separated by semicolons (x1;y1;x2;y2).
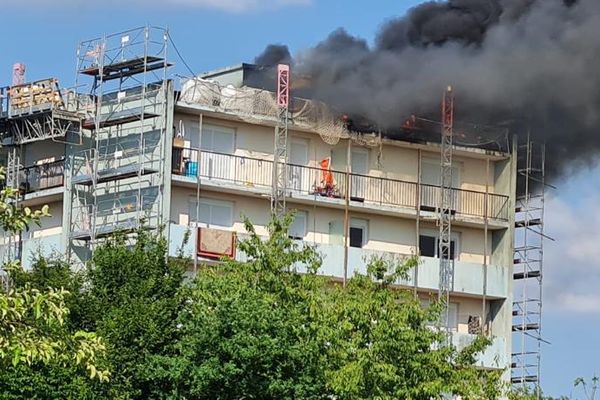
343;138;352;286
194;113;203;274
6;148;21;263
483;158;489;334
271;64;290;218
414;149;422;297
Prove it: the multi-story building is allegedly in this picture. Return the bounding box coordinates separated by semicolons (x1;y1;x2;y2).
0;27;546;389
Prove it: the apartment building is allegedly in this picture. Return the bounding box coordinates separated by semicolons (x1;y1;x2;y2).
0;27;534;384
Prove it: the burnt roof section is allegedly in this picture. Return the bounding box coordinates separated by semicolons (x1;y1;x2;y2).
199;63;511;154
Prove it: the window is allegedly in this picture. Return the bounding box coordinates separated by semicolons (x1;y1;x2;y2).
289;210;307;240
420;299;459;332
289;139;309;192
351;148;369;175
181;120;200;148
351;148;369;199
419;235;436;258
201;124;235;153
421;159;460;187
349;218;368;248
189;198;233;228
419;232;458;260
441;302;459;332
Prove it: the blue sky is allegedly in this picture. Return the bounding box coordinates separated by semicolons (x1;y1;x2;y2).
2;0;597;396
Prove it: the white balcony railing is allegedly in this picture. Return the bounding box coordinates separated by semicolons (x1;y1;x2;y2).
173;148;510;221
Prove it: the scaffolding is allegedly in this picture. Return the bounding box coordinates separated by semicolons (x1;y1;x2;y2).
438;87;455;332
0;69;84;278
511;135;547;397
0;78;83;145
68;26;171;259
271;64;290;217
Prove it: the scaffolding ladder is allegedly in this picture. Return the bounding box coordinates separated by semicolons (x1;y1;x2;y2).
511;135;547;398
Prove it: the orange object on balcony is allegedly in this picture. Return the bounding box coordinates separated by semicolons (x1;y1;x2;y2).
311;157;338;198
320;157;334;188
197;227;236;259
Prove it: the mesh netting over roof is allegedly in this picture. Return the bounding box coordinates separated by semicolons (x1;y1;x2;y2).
180;77;348;145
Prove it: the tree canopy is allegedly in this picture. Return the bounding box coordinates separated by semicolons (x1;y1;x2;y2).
151;215;503;399
0;166;108;387
0;209;530;399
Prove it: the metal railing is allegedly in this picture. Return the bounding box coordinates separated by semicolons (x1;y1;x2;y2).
19;159;65;193
173;148;510;221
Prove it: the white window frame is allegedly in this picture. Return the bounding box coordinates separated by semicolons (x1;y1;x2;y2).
351;147;369;175
421;157;461;188
419;228;461;261
349;218;369;248
188;197;234;229
200;123;236;154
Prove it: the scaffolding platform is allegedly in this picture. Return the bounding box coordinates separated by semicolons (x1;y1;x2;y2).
71;218;140;241
0;79;83;144
515;218;542;228
513;270;541;280
82;107;158;130
72;164;158;186
512;323;540;332
511;376;539;384
79;56;172;81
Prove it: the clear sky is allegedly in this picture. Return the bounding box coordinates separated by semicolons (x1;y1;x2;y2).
2;0;598;396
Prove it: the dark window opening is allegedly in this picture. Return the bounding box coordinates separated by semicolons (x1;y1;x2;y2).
349;227;364;248
419;235;436;257
419;235;457;260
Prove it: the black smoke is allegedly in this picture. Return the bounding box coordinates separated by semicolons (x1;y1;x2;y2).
254;44;292;66
254;0;598;179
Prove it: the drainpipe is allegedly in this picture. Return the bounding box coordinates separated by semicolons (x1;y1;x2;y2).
483;157;489;334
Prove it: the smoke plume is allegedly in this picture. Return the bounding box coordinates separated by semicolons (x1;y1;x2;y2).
256;0;599;178
254;44;292;66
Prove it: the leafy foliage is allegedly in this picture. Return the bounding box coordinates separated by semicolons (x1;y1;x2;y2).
154;214;503;399
0;208;513;399
84;230;186;399
0;165;108;385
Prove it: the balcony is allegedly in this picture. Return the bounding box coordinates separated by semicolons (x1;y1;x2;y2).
19;159;65;194
452;334;508;370
0;233;62;269
168;224;508;299
172;148;510;225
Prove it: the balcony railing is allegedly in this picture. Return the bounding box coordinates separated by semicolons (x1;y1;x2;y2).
18;159;65;193
173;148;510;221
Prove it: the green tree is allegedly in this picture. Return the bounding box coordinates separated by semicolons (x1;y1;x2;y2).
0;258;106;400
84;230;186;399
1;227;186;399
0;166;108;383
155;214;504;399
